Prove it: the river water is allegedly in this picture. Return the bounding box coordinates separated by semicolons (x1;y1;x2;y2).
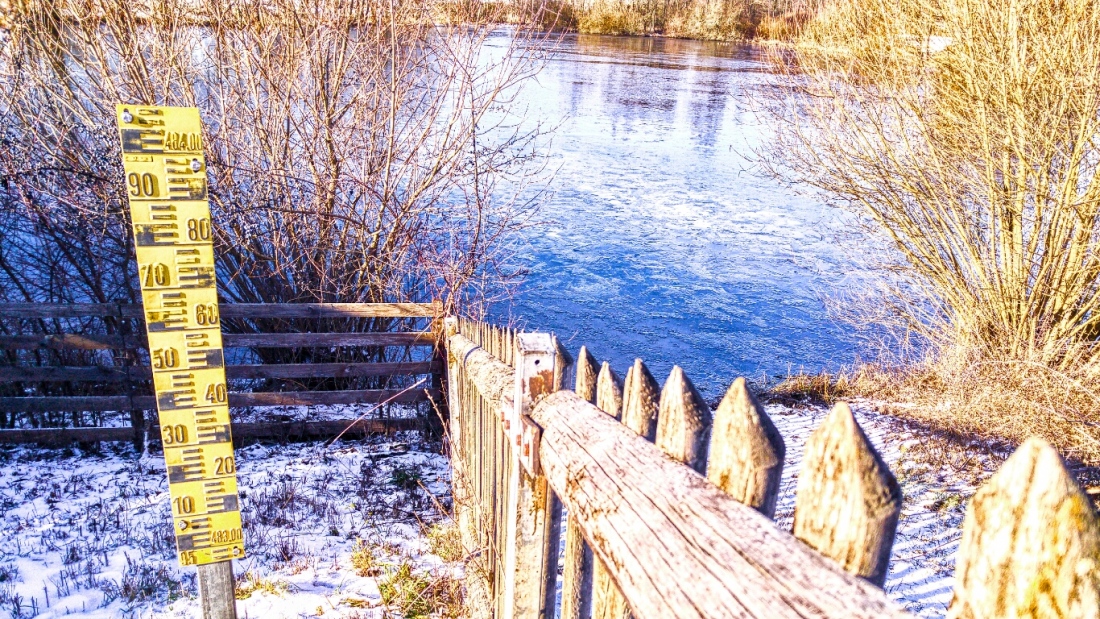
491;33;864;398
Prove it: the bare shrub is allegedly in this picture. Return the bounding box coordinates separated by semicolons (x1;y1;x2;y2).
0;0;551;423
0;0;548;312
562;0;827;40
760;0;1100;460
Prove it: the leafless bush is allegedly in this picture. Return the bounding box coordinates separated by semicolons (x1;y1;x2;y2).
0;0;549;313
559;0;827;40
0;0;552;422
760;0;1100;460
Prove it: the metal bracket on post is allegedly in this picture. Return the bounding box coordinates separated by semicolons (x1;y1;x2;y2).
519;416;541;475
511;333;557;475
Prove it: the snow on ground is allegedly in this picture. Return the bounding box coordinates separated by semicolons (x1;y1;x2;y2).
766;400;1007;618
0;399;1014;619
0;430;458;619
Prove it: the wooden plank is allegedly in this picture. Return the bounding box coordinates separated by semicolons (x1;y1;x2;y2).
0;302;439;319
226;361;438;380
0;334;132;350
0;303;142;318
592;360;630;619
0;426;135;443
595;362;623;420
948;437;1100;619
0;395;137;412
0;418;418;445
221;302;439;318
444;319;493;616
560;345;599;619
793;402;901;587
621;359;659;441
221;418;420;440
0;332;435;350
707;377;785;518
656;366;711;474
0;361;438;383
502;333;562;619
0;365;148;382
0;389;436;412
529;390;912;619
225;389;437;407
574;346;598;405
222;332;435;348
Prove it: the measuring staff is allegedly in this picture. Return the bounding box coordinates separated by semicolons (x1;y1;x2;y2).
116;105;246;570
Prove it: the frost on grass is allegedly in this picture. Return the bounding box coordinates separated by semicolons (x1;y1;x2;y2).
0;431;461;619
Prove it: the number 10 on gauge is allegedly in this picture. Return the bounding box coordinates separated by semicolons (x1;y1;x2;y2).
116;104;245;567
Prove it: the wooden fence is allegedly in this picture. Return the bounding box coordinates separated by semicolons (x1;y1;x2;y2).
445;318;1100;619
0;302;444;448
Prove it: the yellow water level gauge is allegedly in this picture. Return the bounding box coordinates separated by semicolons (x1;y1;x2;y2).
116;104;245;567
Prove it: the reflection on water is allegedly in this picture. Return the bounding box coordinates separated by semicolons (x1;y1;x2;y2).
492;33;862;397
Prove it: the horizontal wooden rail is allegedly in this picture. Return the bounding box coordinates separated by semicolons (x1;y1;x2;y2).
0;302;440;319
0;418;419;444
0;361;439;383
221;303;441;318
0;332;436;350
223;332;434;348
0;388;437;412
527;390;909;619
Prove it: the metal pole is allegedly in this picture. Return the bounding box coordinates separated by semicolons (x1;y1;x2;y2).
197;561;238;619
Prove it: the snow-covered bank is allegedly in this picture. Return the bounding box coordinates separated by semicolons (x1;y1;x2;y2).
0;401;1024;619
767;401;1007;618
0;432;457;619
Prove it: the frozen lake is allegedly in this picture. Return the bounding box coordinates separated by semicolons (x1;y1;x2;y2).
491;33;864;397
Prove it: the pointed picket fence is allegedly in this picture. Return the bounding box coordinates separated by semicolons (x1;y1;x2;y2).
445;319;1100;619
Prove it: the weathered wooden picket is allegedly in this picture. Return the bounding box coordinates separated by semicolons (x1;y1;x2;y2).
445;318;1100;619
0;302;444;448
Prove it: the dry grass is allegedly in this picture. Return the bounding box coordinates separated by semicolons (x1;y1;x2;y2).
350;540;382;578
426;522;464;564
561;0;827;40
759;0;1100;464
771;359;1100;466
234;571;291;600
379;561;463;619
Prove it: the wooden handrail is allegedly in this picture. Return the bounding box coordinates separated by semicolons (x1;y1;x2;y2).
450;321;1100;619
0;301;441;319
529;391;909;619
449;328;909;619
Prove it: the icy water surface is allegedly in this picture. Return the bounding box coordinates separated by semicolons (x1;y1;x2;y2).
492;34;863;397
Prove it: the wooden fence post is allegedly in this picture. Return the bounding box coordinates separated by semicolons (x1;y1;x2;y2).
793;402;901;587
444;318;492;618
656;366;711;474
948;437;1100;619
561;346;598;619
502;333;561;619
575;346;598;404
707;377;785;517
596;362;623;421
621;359;659;441
592;361;630;619
528;390;911;619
